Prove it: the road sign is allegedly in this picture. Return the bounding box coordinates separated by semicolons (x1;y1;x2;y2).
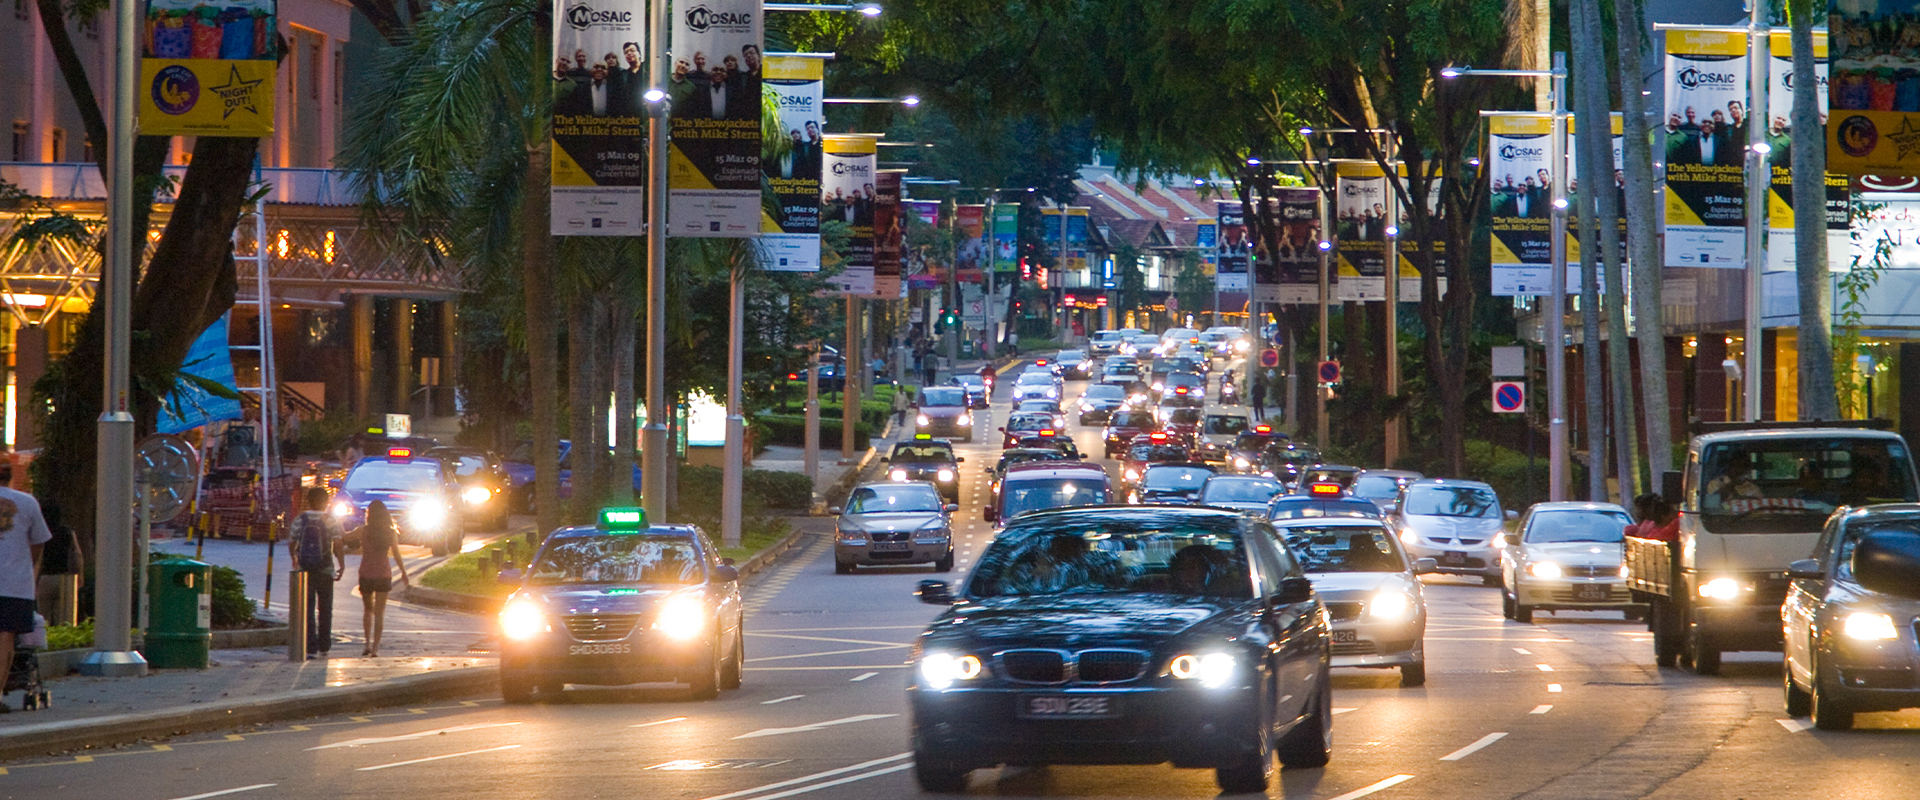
1492;381;1526;413
1317;360;1341;384
1259;348;1280;368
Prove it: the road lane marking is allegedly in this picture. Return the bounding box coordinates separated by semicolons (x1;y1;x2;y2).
1777;718;1813;733
632;716;690;728
357;744;522;771
850;672;878;681
698;752;911;800
746;764;914;800
1325;774;1416;800
166;785;278;800
732;714;899;740
1333;707;1358;715
747;644;908;663
762;695;805;705
1547;683;1562;692
1512;648;1531;655
307;722;522;750
1536;664;1554;671
1531;705;1552;714
746;664;909;671
748;632;912;647
1439;732;1507;761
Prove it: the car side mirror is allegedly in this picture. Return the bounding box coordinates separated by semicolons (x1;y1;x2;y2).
955;457;965;463
495;568;524;585
944;503;960;513
1504;510;1519;521
327;478;344;489
721;557;736;566
1274;576;1314;604
713;565;740;583
1785;558;1824;581
1412;558;1438;575
918;580;954;605
827;506;842;516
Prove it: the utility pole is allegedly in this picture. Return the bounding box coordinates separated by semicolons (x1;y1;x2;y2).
640;0;670;522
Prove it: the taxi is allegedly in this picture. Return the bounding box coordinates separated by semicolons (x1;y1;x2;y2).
886;434;965;503
330;446;467;556
496;508;744;702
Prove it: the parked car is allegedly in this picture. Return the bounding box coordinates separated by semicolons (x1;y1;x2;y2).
1273;516;1433;685
832;482;958;573
908;505;1332;793
1500;502;1639;624
1392;478;1514;585
1783;504;1920;730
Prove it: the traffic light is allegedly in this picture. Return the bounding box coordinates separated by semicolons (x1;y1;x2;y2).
941;308;959;329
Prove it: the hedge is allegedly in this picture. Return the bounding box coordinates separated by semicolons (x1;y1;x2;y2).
757;414;873;451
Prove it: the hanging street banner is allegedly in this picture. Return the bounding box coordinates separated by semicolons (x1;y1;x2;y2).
992;204;1019;273
668;0;763;237
1765;30;1849;272
904;198;940;287
1215;201;1249;291
1334;162;1391;301
1489;114;1554;294
955;204;986;283
758;54;825;268
1040;207;1091;275
1831;0;1920;176
872;171;904;298
1663;27;1750;267
547;0;645;235
1397;176;1450;302
1258;188;1322;305
1195;216;1218;274
158;315;245;434
820;134;878;295
139;0;278;136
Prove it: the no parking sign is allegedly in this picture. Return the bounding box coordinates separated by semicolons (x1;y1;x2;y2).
1492;381;1525;413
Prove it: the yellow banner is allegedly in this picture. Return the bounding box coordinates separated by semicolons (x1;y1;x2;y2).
139;59;275;136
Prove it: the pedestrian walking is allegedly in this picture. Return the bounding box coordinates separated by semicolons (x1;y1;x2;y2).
34;500;82;627
1250;376;1267;421
288;486;346;658
0;483;50;710
892;386;912;427
356;501;409;658
922;349;939;386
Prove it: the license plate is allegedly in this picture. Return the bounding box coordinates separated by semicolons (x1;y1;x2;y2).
1018;695;1118;719
568;642;632;655
1572;584;1611;602
871;542;910;552
1332;629;1359;644
1439;551;1468;566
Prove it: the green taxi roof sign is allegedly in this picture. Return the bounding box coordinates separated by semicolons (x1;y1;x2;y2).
599;507;647;531
914;433;933;440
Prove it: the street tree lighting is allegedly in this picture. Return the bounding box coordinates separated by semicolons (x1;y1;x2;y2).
1445;55;1570;502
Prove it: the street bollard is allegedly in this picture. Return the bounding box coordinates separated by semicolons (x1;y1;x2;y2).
287;570;308;662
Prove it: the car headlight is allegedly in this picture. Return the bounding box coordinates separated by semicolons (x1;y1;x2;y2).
959;412;972;425
936;469;955;482
1399;527;1419;545
1045;389;1057;398
462;486;492;506
1369;591;1415;621
919;652;984;689
915;522;951;541
329;500;354;519
917;413;931;426
1080;402;1094;412
499;599;547;640
1125;468;1140;481
654;593;708;641
1697;577;1746;601
890;468;909;481
1168;652;1237;688
1844;611;1900;641
1152;382;1164;392
836;528;867;543
408;501;448;530
1527;561;1563;580
1233;457;1250;469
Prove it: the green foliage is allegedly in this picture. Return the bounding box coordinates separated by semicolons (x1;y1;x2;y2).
209;564;257;628
757;414;874;451
1835;200;1893;417
743;469;814;509
420;547;514;598
46;620;93;651
297;409;377;460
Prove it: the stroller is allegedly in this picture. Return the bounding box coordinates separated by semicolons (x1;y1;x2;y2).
7;614;49;711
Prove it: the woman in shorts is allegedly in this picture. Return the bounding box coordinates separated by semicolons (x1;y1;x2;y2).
357;501;410;657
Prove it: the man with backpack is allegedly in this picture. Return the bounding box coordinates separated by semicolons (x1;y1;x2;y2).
288;487;346;658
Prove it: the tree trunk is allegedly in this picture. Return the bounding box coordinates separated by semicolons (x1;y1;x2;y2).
590;292;615;506
566;285;597;523
1572;0;1640;498
609;291;638;506
1790;0;1839;420
1614;0;1675;475
1572;0;1609;502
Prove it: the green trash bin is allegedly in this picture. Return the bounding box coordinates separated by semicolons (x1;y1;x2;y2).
145;556;212;669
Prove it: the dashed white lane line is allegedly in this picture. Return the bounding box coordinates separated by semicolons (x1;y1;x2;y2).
1536;664;1554;672
167;786;278;800
696;753;912;800
632;716;689;728
850;672;878;682
1530;705;1553;714
732;714;899;740
309;722;523;750
1333;707;1358;715
1325;774;1417;800
1547;683;1562;692
357;744;522;771
1439;732;1507;761
1777;718;1813;733
762;695;805;705
1512;647;1532;655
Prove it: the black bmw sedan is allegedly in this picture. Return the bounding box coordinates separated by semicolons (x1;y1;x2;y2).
907;506;1332;793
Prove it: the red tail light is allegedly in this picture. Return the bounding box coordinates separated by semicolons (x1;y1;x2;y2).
1150;432;1167;441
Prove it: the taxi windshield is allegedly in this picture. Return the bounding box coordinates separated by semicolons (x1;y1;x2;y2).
1205;415;1250;435
447;455;488;477
919;387;965;406
891;444;954;462
969;518;1250;598
1283;526;1404;573
527;535;702;585
1351;475;1406;500
344;461;442;493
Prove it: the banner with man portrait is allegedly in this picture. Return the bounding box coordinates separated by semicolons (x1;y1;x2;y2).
1830;0;1920;176
1765;30;1849;272
1256;188;1322;305
1334;162;1391;301
1215;201;1249;291
548;0;645;235
873;171;904;298
139;0;278;136
820;134;877;295
1488;114;1553;294
1663;27;1750;267
758;54;825;268
668;0;763;237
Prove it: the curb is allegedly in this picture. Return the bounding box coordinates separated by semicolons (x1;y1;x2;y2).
0;666;496;762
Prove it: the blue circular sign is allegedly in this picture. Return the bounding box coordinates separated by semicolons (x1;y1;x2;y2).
1317;361;1340;383
1494;383;1524;412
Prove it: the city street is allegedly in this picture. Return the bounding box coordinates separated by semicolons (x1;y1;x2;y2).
5;367;1920;799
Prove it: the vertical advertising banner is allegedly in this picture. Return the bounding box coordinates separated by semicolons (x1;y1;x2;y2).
1066;207;1090;273
549;0;645;235
1334;162;1390;301
1396;177;1450;302
1488;114;1554;295
1831;0;1920;176
955;204;986;283
1566;114;1626;293
1766;31;1849;272
992;204;1019;273
1215;201;1249;291
759;54;824;269
1039;207;1091;275
139;0;278;136
872;171;904;298
1258;188;1322;304
904;198;941;287
1663;27;1750;267
820;134;876;295
668;0;763;237
1194;217;1218;275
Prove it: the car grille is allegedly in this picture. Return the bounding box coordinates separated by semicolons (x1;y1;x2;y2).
1325;602;1364;622
995;649;1151;684
1550;587;1630;603
1332;641;1377;656
1564;565;1622;579
870;531;909;542
999;650;1068;683
1076;649;1150;683
564;614;641;642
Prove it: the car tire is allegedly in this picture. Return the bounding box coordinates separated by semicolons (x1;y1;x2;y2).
1513;601;1532;625
1689;628;1721;676
1784;661;1812;717
834;560;854;575
720;627;744;691
1501;588;1516;620
1624;606;1647;622
912;752;970;793
1482;574;1503;587
1401;660;1427;687
1811;656;1855;731
688;640;722;701
501;670;533;704
429;537;449;558
1275;665;1333;769
1214;721;1276;793
934;552;954;572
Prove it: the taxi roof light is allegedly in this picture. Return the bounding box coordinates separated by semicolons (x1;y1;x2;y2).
599;507;647;531
1254;424;1272;433
914;433;933;440
387;447;412;460
1039;429;1056;436
1309;482;1341;496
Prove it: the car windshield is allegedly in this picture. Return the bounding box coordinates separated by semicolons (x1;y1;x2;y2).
1205;415;1250;435
1143;466;1213;490
527;535;702;585
1166;372;1202;386
1165;408;1203;425
1233;433;1281;451
1129;443;1189;462
891;444;954;462
1697;438;1920;533
1001;478;1109;520
1282;526;1405;573
952;375;983;388
845;485;944;514
1083;385;1125;400
1351;475;1407;500
919;387;965;406
1272;448;1318;465
999;451;1071;472
1095;331;1125;343
1112;412;1157;428
1203;478;1282;503
1016;373;1054;385
444;455;488;477
1401;485;1501;518
969;516;1250;598
1017;402;1060;414
345;461;443;493
1525;509;1632;544
1105;363;1140;376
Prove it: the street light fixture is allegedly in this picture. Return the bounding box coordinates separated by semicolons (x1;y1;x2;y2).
765;2;882;14
1445;55;1570;501
824;96;919;105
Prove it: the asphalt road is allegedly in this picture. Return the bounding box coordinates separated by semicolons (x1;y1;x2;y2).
9;359;1920;799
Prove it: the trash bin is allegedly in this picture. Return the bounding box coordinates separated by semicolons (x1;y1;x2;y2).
145;555;212;669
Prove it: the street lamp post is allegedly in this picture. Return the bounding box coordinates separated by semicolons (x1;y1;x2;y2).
1445;54;1570;501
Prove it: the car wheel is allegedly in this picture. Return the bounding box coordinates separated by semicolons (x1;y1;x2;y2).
429;537;449;557
1689;628;1721;676
1482;574;1503;587
1275;665;1332;769
1214;719;1276;793
688;640;722;701
912;751;970;793
1650;597;1681;668
934;552;954;572
1624;606;1647;622
501;669;533;704
1784;661;1812;717
1513;601;1532;625
834;560;854;575
1811;655;1855;731
720;627;744;691
1501;588;1516;620
1401;660;1427;687
537;679;564;699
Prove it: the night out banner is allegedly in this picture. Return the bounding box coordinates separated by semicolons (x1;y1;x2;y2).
139;0;278;137
549;0;645;235
668;0;764;237
1831;0;1920;178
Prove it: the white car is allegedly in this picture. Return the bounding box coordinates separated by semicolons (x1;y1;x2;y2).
1392;478;1514;585
1501;502;1639;624
1274;516;1433;685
